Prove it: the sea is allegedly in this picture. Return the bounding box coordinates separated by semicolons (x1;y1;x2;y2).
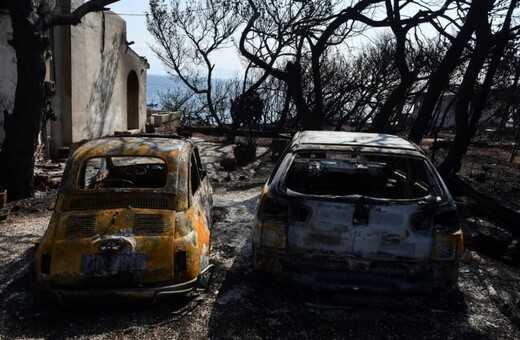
146;74;185;109
147;72;238;109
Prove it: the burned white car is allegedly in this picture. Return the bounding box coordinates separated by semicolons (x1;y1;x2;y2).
252;131;463;293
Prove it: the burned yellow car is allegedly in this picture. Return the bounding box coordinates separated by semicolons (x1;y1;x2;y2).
253;131;463;293
33;135;213;304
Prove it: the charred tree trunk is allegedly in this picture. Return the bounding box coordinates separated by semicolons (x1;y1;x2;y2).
408;0;493;144
438;0;515;178
276;86;291;132
311;44;324;130
0;0;119;200
370;74;414;133
436;37;489;178
0;2;47;200
369;3;418;134
286;61;318;130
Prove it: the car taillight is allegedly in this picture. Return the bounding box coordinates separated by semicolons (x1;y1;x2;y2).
261;196;289;222
261;222;287;249
411;210;460;232
432;230;464;260
433;210;460;232
259;196;288;249
431;210;463;260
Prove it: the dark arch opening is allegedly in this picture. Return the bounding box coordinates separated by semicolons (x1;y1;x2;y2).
127;70;139;130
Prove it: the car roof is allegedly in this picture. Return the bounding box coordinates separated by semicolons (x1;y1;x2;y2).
294;131;420;152
72;135;190;160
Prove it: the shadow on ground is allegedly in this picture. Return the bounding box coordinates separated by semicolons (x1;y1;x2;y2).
1;249;205;339
206;237;489;339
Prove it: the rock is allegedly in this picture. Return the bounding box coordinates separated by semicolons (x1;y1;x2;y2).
271;138;289;159
34;173;51;191
145;122;155;133
460;218;480;249
34;173;51;185
505;239;520;264
430;139;453;151
475;218;513;258
49;178;61;189
220;154;237;171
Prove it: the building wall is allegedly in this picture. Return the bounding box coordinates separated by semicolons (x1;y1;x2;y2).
0;1;148;155
410;92;501;128
0;10;16;149
51;0;148;148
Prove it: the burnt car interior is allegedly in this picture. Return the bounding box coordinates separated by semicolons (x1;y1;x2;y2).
78;156;168;189
285;151;441;200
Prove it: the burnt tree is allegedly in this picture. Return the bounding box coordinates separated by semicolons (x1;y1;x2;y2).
437;0;518;178
0;0;120;200
147;0;242;140
239;0;450;131
407;0;494;144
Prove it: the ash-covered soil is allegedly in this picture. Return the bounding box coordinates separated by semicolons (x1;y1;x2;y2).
1;145;520;339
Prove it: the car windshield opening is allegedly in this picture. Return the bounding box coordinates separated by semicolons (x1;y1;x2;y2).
285;151;440;200
79;156;167;190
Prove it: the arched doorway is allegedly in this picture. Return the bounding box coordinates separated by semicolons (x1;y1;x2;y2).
127;70;139;130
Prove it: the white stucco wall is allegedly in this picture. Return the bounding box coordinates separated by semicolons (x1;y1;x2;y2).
411;92;502;128
65;1;148;143
0;2;148;156
47;0;148;150
0;11;16;149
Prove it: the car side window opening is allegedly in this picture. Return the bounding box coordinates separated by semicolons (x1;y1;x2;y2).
79;156;167;189
285;151;440;199
81;157;108;188
193;147;206;180
190;153;201;195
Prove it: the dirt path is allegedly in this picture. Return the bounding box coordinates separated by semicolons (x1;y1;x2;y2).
0;145;519;339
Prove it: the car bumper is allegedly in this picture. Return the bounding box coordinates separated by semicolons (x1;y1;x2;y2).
253;247;459;294
33;264;213;306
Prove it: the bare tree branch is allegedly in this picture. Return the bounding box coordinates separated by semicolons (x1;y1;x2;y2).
43;0;120;29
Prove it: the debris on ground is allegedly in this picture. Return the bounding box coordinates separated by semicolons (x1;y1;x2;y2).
0;135;520;338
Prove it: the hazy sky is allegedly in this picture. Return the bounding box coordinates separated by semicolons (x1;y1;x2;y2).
108;1;243;77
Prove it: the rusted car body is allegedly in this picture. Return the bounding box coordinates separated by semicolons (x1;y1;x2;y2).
253;131;463;293
33;135;213;304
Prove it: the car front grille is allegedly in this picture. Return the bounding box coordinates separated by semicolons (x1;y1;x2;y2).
132;214;167;235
